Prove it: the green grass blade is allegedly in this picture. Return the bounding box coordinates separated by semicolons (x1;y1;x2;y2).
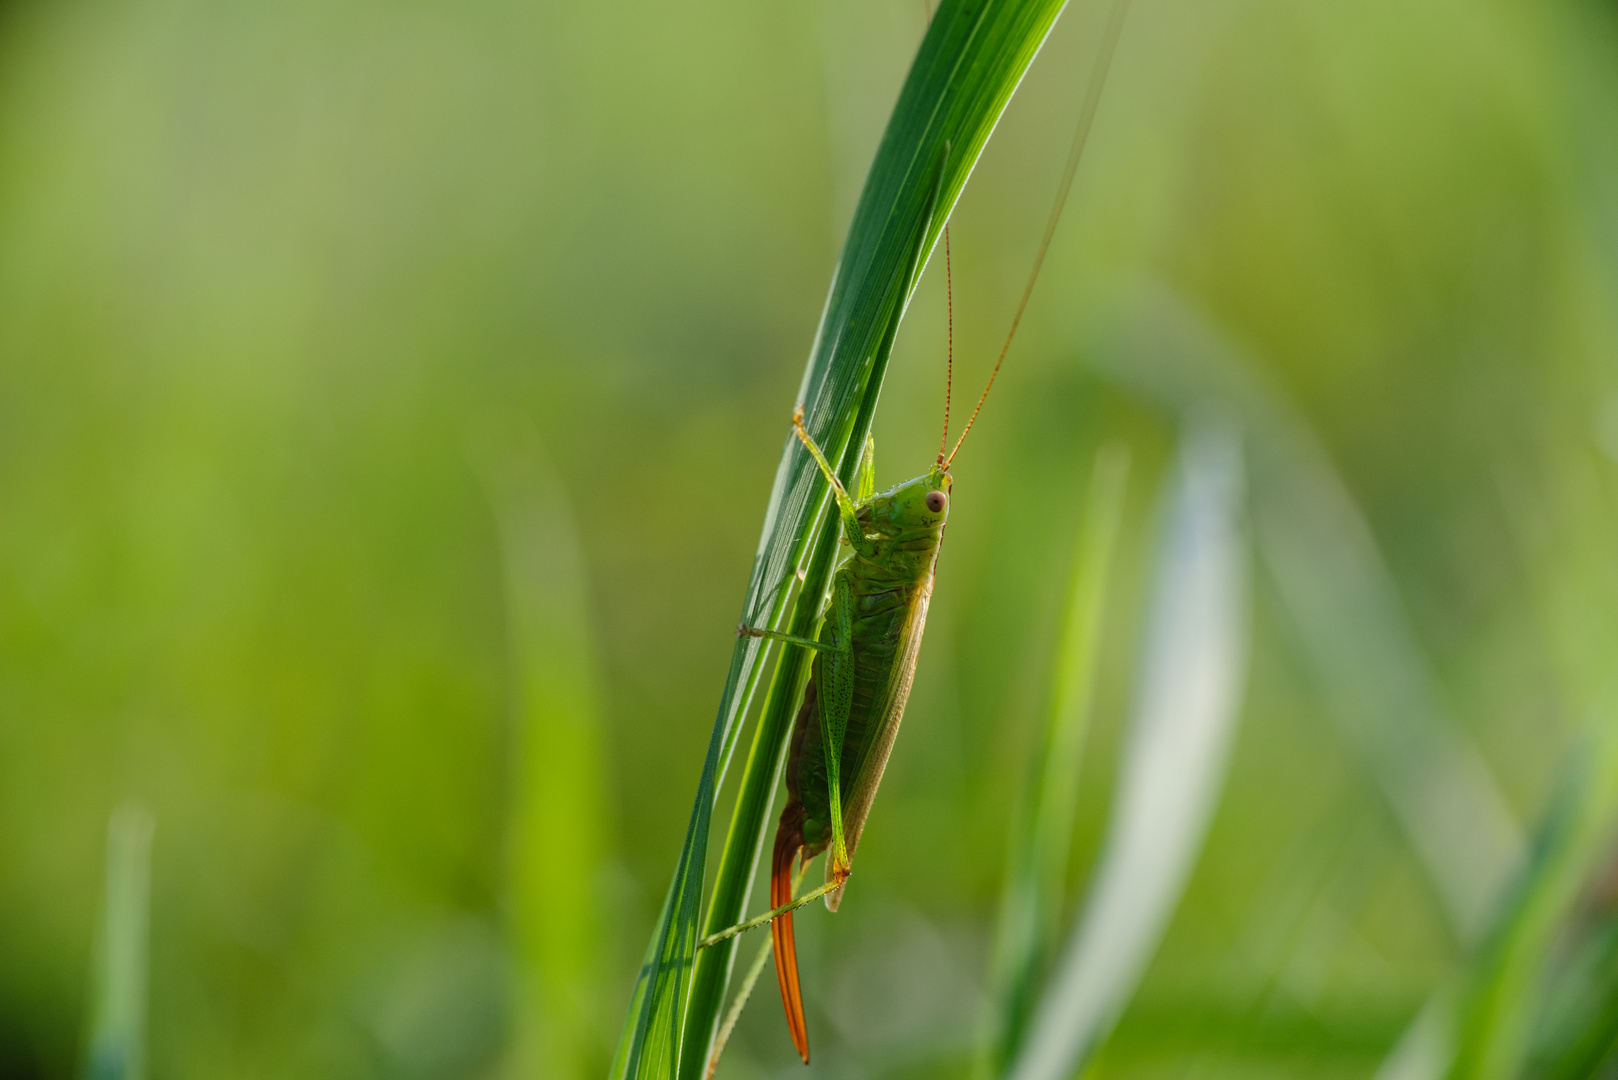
468;416;609;1080
981;443;1129;1077
83;804;154;1080
609;1;1077;1076
1008;415;1248;1080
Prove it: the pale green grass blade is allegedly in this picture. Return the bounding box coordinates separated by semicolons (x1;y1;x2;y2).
83;804;154;1080
1376;995;1457;1080
981;443;1129;1077
619;1;1077;1075
469;415;610;1080
1084;284;1525;939
1008;414;1248;1080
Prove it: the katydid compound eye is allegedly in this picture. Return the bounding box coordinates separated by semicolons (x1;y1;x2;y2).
925;490;947;513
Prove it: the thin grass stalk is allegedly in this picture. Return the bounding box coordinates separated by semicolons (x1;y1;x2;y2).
706;936;774;1080
468;416;609;1080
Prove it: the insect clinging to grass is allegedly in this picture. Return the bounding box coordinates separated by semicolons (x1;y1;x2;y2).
717;225;1060;1063
695;4;1128;1064
754;263;976;1063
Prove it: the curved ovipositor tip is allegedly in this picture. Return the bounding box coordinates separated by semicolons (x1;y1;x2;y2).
771;809;810;1064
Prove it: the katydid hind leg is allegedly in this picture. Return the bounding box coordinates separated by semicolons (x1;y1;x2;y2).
819;578;857;880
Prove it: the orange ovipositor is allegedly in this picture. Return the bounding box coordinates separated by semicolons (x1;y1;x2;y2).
770;805;810;1064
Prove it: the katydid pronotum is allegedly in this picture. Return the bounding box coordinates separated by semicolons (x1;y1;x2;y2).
697;0;1130;1064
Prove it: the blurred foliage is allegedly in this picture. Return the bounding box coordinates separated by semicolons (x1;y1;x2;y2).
0;0;1616;1076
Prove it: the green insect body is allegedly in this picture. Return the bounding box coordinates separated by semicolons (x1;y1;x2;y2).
748;413;952;1063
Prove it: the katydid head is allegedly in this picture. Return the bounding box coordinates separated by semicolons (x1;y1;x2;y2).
864;467;951;537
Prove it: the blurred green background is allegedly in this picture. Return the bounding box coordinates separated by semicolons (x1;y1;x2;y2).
3;0;1618;1076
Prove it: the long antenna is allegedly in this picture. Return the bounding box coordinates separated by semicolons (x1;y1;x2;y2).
944;0;1130;468
938;228;954;466
924;0;951;469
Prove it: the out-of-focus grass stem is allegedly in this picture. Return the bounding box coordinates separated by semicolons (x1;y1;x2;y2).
470;416;610;1080
982;443;1128;1076
1009;414;1248;1080
83;804;154;1080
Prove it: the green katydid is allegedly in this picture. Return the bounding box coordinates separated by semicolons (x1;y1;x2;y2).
730;231;1034;1064
759;400;959;1063
696;0;1130;1061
